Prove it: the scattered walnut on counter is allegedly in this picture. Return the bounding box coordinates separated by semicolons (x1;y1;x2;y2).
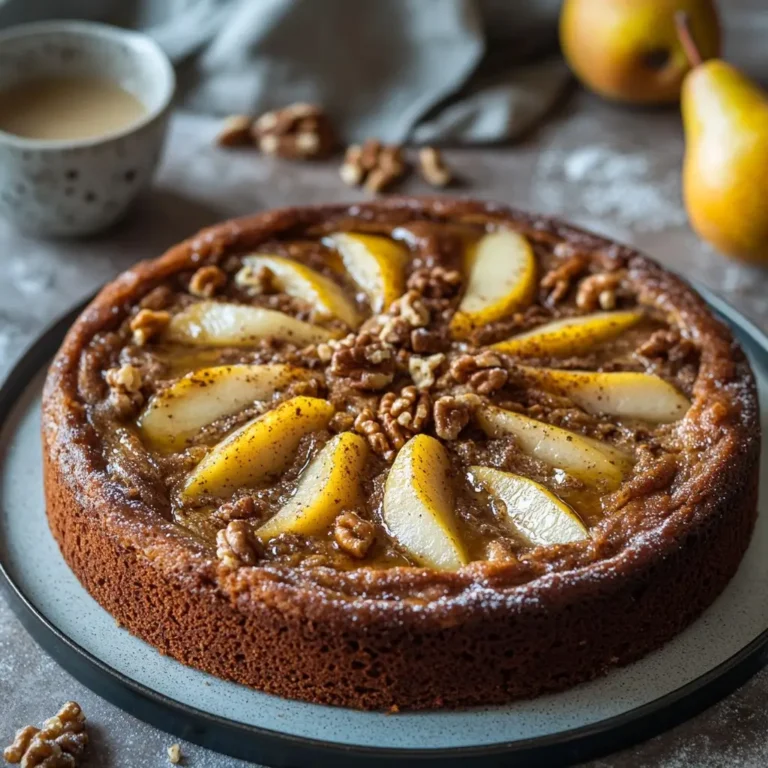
129;308;170;346
365;144;407;194
418;147;452;188
216;115;253;147
433;395;471;440
167;743;183;764
334;511;375;558
216;521;263;569
188;264;227;298
340;138;408;194
3;701;88;767
252;103;336;160
339;144;365;187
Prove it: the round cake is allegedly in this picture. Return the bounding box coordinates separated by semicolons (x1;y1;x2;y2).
42;198;760;710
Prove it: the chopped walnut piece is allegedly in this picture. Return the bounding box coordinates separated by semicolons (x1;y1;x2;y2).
377;315;411;346
370;387;432;453
393;290;430;328
381;386;431;432
105;363;142;393
4;702;87;767
189;265;227;298
105;364;143;418
418;146;452;187
470;367;509;395
541;252;589;305
636;329;696;363
329;410;355;433
334;511;375;558
575;271;626;311
410;327;446;354
316;342;334;363
130;308;170;346
434;395;471;440
216;521;262;569
406;266;462;299
235;263;276;295
329;333;395;390
450;351;508;394
215;496;262;523
252;103;335;159
216;115;253;147
353;408;396;462
409;353;445;389
167;743;183;764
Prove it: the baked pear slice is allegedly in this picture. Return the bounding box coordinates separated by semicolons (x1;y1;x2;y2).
450;230;536;339
165;301;334;347
324;232;407;313
492;310;643;357
180;395;334;501
139;364;313;452
238;254;361;327
519;367;690;423
470;467;589;547
383;434;468;570
257;432;368;541
473;402;631;489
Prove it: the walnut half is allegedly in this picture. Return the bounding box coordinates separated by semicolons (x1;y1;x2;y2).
252;103;336;160
3;701;88;767
334;511;375;558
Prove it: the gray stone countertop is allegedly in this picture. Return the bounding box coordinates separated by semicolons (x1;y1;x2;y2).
2;22;768;765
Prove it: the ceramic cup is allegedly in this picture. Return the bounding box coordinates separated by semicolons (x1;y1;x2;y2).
0;21;175;237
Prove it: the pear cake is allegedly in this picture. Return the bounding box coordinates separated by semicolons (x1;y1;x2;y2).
43;198;760;710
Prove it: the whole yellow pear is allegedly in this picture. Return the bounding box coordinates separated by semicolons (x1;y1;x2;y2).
560;0;720;104
682;60;768;264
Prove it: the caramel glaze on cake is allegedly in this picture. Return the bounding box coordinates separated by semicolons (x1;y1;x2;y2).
43;198;760;710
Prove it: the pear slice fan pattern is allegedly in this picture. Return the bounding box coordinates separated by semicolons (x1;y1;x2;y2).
123;227;695;572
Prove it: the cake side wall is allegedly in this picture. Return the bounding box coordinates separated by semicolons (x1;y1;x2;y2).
42;426;760;710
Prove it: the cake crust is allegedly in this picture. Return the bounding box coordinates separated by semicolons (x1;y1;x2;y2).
42;198;760;709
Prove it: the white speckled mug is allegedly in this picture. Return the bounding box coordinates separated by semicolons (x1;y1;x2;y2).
0;21;175;237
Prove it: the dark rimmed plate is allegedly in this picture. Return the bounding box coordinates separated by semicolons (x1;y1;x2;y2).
0;286;766;768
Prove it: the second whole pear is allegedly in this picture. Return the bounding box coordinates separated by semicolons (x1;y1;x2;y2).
681;59;768;265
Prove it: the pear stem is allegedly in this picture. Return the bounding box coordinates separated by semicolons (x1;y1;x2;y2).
675;12;703;68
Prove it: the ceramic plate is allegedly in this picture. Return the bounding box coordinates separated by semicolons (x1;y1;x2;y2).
1;286;767;767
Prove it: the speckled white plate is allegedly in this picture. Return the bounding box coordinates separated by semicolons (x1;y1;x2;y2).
1;287;767;768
